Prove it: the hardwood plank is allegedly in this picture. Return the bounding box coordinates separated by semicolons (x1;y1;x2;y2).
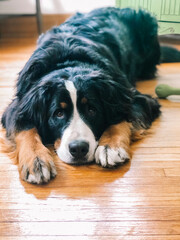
1;196;180;210
1;221;180;236
164;168;180;177
1;172;180;189
1;185;180;199
2;207;180;222
1;237;180;240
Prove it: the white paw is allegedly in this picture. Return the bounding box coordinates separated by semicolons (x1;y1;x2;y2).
21;157;57;184
95;146;130;168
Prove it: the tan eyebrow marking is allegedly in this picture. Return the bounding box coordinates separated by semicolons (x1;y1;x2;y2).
81;97;88;104
60;102;67;109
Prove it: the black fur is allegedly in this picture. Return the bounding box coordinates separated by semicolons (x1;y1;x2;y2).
2;7;168;144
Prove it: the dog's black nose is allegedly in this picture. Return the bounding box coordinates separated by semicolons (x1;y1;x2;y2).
69;140;89;158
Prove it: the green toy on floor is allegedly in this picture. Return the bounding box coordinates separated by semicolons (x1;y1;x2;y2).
155;84;180;98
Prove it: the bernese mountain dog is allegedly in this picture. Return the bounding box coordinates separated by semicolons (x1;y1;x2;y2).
1;7;180;184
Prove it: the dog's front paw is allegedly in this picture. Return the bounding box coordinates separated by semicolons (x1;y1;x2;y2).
95;146;130;168
20;156;57;184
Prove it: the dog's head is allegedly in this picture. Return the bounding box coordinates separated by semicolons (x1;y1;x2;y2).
17;66;132;165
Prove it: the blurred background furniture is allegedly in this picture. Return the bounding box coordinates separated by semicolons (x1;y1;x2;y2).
116;0;180;35
0;0;42;35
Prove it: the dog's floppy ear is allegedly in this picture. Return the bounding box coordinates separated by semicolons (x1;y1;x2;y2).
17;85;51;130
94;79;133;126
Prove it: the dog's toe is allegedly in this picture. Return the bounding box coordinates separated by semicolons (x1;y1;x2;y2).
95;146;130;168
21;157;57;184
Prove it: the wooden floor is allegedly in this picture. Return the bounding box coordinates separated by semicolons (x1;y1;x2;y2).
0;37;180;240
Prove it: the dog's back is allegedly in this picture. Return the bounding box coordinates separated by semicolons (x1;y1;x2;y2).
38;7;161;85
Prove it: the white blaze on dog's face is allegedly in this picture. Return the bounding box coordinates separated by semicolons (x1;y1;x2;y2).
56;81;98;165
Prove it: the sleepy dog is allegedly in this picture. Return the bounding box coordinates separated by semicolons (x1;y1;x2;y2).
2;7;180;184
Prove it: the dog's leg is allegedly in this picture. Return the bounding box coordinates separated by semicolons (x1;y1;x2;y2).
95;121;131;168
15;128;57;184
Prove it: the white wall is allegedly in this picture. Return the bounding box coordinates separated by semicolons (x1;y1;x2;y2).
0;0;115;14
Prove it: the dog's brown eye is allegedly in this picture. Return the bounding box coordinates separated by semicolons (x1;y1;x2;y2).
55;109;64;118
57;111;64;118
87;106;96;117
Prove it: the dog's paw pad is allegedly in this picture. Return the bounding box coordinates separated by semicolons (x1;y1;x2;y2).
21;157;57;184
95;146;130;168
